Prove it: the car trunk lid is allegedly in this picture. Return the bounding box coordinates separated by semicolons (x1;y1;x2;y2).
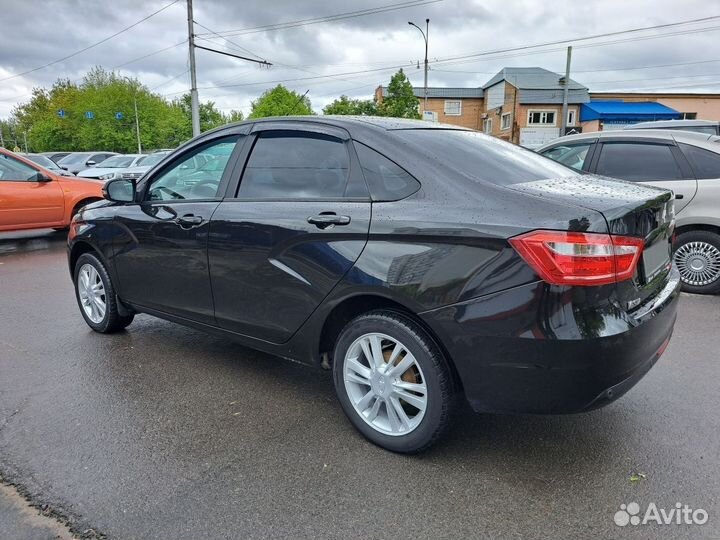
507;175;675;307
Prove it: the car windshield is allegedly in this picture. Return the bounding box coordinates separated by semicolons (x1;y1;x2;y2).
396;130;578;186
25;154;60;169
96;155;136;168
58;153;92;165
140;153;168;167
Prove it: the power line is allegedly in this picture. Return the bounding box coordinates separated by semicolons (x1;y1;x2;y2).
198;0;443;38
0;0;181;83
192;20;268;63
112;39;187;70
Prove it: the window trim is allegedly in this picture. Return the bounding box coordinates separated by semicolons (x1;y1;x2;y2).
501;112;512;131
527;109;557;126
483;117;493;134
566;109;576;127
444;100;462;116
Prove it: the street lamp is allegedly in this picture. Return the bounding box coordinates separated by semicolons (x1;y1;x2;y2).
408;18;429;113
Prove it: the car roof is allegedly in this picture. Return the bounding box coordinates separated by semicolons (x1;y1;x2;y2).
538;128;720;150
625;119;719;129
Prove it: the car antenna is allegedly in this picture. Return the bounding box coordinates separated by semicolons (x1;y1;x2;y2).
285;89;310;116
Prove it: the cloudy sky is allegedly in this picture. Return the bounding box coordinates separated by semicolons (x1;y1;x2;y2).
0;0;719;118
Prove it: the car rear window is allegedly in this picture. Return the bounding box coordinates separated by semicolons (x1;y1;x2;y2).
395;130;577;186
679;143;720;179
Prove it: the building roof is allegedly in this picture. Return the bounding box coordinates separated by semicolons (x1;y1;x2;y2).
580;100;681;122
483;67;587;91
380;86;483;98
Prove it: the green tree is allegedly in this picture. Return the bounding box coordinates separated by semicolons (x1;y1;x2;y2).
377;69;420;119
174;93;231;134
249;85;313;118
12;67;189;152
323;95;377;116
223;109;245;124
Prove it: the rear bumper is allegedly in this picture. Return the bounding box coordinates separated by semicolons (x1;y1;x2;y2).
420;267;681;414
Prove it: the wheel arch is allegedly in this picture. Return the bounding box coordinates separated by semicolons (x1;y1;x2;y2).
71;197;103;218
674;222;720;239
317;293;463;392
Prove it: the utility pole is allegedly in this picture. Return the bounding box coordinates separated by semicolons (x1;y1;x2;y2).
23;131;28;153
560;46;572;135
133;97;142;154
0;125;4;148
408;18;430;113
187;0;200;138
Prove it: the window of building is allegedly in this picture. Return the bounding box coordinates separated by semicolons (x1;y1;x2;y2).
567;109;576;126
527;110;556;126
681;112;698;120
238;132;350;199
444;100;462;116
483;118;492;133
501;113;512;130
595;142;683;181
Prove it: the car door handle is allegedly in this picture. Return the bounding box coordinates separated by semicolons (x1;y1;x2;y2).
307;213;351;229
675;193;684;200
176;214;203;227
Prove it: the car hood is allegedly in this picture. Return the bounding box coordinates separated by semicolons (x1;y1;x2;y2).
120;165;152;175
77;167;123;177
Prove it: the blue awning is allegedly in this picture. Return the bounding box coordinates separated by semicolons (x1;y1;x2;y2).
581;100;681;122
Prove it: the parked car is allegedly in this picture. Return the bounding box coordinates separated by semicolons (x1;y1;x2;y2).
625;119;720;136
118;150;172;180
538;129;720;294
41;151;71;164
57;152;118;175
0;148;104;232
21;153;72;176
69;117;679;453
77;154;146;180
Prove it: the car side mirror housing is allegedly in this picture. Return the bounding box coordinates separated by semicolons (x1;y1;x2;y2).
103;178;136;203
86;160;96;167
35;172;52;182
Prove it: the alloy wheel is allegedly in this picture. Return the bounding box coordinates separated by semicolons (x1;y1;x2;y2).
343;332;427;436
673;241;720;287
77;263;107;323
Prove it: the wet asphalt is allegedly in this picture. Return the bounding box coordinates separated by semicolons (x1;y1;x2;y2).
0;229;718;539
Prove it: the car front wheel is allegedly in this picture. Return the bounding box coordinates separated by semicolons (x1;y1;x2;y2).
74;253;134;332
333;310;455;453
673;230;720;294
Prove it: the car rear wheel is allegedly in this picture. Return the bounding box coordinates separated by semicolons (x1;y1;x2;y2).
673;230;720;294
74;253;134;332
332;310;455;453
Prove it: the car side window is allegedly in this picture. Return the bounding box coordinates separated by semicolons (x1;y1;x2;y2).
0;154;40;182
678;143;720;179
540;142;593;172
595;142;683;181
146;136;240;201
353;142;420;201
238;131;350;199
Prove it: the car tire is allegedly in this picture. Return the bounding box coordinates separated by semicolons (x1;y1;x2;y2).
673;230;720;294
73;253;134;333
332;310;455;453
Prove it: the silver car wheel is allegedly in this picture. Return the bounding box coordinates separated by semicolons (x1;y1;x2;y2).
673;241;720;287
343;332;427;436
77;263;107;324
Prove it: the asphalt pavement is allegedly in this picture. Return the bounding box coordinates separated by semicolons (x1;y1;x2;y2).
0;229;718;539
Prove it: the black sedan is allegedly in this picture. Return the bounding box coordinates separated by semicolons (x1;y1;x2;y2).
68;117;680;453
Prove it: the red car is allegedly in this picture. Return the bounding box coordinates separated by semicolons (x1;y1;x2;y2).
0;148;104;231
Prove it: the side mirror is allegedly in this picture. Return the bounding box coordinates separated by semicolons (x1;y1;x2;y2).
102;178;136;203
86;160;96;167
35;172;52;182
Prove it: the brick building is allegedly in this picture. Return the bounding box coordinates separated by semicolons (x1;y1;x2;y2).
375;67;720;148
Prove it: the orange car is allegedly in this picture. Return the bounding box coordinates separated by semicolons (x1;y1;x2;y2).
0;148;104;231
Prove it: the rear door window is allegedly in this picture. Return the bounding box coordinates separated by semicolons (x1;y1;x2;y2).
594;142;683;181
238;132;351;199
678;143;720;179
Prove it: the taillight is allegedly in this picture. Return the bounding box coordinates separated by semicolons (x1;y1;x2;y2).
509;230;644;286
